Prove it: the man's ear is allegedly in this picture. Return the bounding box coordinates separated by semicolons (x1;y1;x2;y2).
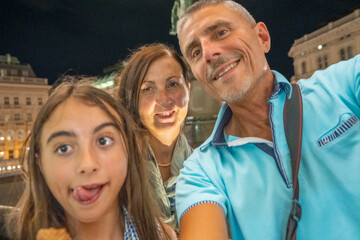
35;153;43;173
255;22;271;53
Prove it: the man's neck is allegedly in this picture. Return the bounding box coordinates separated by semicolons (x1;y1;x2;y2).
225;71;275;141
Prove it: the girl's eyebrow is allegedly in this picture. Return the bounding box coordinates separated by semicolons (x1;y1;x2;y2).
93;122;118;133
46;122;117;144
46;131;75;144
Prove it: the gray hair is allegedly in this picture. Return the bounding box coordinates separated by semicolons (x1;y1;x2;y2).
177;0;256;36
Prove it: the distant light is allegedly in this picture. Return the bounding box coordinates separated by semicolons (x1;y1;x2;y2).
7;136;11;141
0;151;4;156
0;137;4;141
17;165;21;169
317;44;323;50
12;166;16;169
301;52;305;56
27;147;30;151
2;167;5;171
195;125;199;131
7;166;11;170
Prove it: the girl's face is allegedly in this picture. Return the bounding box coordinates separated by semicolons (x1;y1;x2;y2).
138;55;190;141
39;97;128;223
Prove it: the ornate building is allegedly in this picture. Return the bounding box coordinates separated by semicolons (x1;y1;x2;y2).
0;54;50;177
288;9;360;82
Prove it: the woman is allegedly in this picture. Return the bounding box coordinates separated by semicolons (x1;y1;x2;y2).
117;43;192;229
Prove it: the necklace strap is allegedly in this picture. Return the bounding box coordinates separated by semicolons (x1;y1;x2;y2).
157;161;172;167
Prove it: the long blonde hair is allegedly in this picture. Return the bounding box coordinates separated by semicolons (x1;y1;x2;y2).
6;78;165;240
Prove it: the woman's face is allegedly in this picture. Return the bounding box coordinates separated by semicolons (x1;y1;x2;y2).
39;97;128;223
138;55;190;142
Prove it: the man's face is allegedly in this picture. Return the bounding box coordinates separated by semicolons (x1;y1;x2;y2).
178;3;271;103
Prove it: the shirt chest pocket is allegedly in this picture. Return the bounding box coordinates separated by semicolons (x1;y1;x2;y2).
317;113;359;147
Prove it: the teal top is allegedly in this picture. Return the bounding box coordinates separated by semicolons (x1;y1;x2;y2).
176;55;360;239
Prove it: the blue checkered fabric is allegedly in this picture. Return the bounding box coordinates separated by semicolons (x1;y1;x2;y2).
123;207;140;240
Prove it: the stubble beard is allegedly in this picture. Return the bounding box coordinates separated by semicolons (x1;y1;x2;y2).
206;52;251;103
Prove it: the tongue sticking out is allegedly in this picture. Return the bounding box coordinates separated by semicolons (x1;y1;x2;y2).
73;186;101;202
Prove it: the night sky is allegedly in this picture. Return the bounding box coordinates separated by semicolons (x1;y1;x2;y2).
1;0;359;85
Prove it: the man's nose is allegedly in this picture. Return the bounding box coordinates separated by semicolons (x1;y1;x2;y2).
202;39;221;63
76;146;100;175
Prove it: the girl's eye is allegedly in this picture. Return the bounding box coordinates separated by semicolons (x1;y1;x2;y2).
98;136;113;147
55;144;72;155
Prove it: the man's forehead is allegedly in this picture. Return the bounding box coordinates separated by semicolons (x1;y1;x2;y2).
178;4;239;51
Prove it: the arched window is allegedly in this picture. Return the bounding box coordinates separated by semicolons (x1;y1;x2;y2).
7;130;14;141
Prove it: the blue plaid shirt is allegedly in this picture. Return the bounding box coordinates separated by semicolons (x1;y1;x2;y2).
123;207;139;240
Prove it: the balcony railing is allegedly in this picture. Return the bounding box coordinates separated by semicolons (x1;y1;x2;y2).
0;159;22;178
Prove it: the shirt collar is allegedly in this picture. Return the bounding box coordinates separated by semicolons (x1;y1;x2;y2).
201;70;291;149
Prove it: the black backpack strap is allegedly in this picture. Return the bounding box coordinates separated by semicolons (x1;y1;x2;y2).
284;84;303;240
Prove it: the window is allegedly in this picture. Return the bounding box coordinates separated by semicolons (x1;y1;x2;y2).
10;69;17;76
26;97;31;105
0;131;4;141
0;69;6;77
4;97;10;105
317;55;328;69
340;48;346;60
324;55;328;68
38;97;43;105
14;97;19;105
347;46;353;59
8;150;14;159
7;130;14;141
27;113;32;121
14;114;20;121
301;61;306;74
317;57;323;69
22;70;29;77
17;130;24;140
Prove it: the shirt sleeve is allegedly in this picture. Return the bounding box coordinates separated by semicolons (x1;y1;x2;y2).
175;150;228;223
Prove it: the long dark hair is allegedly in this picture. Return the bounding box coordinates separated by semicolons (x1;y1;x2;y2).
6;78;164;240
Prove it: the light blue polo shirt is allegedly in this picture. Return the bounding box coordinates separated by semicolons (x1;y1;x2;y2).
176;55;360;239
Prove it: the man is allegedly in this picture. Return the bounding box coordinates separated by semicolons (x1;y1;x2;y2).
175;0;360;239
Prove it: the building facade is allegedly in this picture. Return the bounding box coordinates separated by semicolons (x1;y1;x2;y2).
0;54;50;177
288;9;360;82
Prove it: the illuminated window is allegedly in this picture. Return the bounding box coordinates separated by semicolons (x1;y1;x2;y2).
7;130;14;141
14;114;20;121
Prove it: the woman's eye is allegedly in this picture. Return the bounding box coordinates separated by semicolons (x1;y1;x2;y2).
168;81;179;88
98;136;113;147
55;145;72;155
141;86;152;94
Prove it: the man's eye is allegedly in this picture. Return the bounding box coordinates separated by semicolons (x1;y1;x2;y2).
55;145;72;155
217;29;228;38
191;49;201;59
98;136;113;146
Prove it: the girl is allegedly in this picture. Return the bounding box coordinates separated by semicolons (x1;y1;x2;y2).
117;43;192;230
6;79;174;240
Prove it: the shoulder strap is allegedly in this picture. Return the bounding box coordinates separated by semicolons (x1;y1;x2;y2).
284;84;303;240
